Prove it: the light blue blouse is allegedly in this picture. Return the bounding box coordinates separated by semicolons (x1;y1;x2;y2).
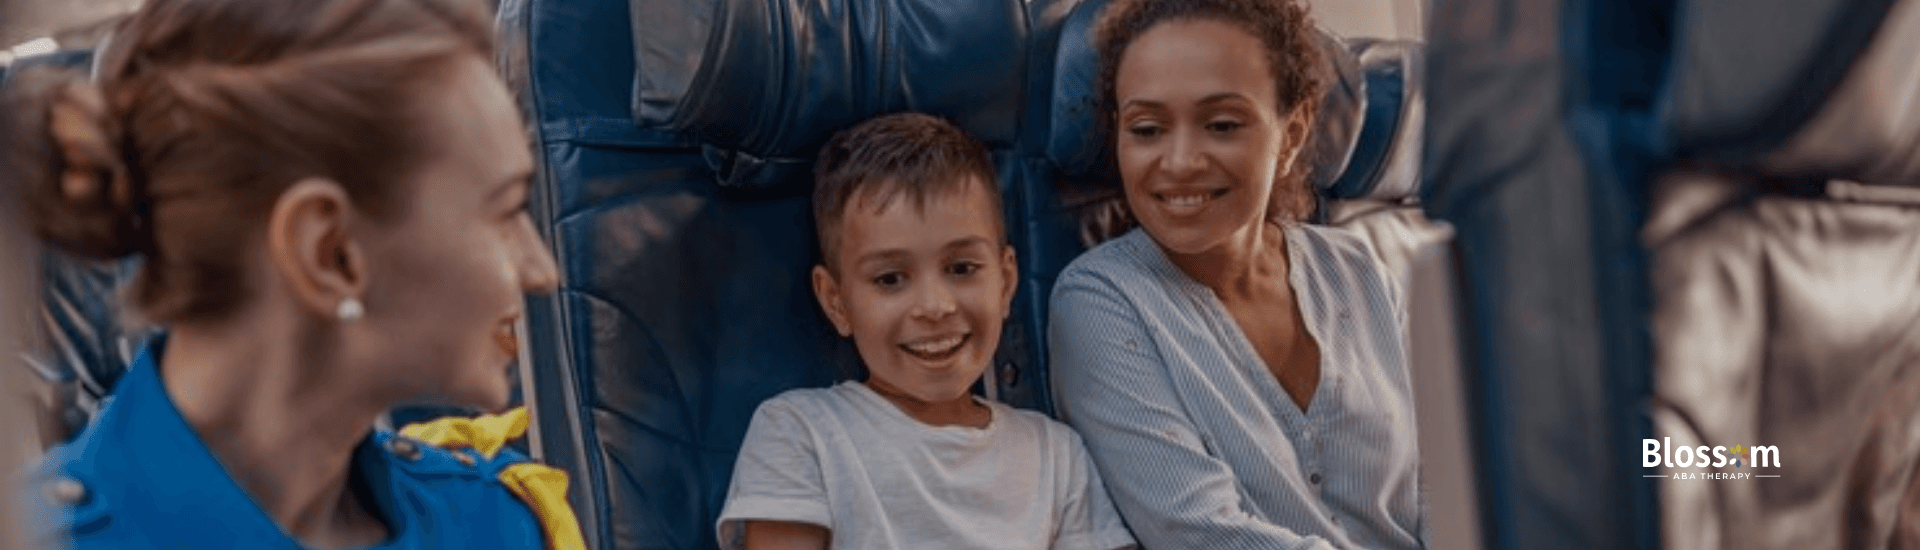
1049;225;1424;550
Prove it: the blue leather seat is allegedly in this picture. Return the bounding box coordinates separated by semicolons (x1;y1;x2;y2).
497;0;1426;549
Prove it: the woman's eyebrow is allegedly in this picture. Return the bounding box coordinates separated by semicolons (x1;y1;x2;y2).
1121;92;1254;112
1196;92;1256;106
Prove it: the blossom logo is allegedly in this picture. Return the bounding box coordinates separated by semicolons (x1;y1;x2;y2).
1643;438;1780;480
1727;445;1754;467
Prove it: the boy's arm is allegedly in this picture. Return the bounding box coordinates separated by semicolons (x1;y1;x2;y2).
718;399;835;550
1049;271;1337;550
743;520;829;550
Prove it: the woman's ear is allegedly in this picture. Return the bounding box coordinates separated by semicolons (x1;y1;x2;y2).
1278;106;1313;178
811;264;853;337
266;178;365;321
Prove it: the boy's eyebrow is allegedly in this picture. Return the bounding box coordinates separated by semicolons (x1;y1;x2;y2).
852;237;1000;268
854;249;913;268
943;236;999;251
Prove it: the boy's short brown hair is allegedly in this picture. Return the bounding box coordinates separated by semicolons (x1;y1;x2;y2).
812;112;1003;270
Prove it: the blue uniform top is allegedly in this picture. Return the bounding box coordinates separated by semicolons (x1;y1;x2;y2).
25;339;549;549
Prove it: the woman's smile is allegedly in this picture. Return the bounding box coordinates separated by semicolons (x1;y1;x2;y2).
493;317;520;358
1152;188;1231;217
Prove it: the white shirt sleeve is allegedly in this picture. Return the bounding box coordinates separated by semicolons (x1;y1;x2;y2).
1051;428;1139;550
716;397;834;550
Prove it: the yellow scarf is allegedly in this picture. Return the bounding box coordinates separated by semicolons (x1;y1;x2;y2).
400;407;586;550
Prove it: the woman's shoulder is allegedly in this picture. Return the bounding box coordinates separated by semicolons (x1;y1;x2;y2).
25;396;193;547
1053;228;1185;307
25;436;122;548
370;431;563;549
1292;223;1389;271
1291;223;1402;300
384;408;583;549
27;430;554;549
1059;228;1156;281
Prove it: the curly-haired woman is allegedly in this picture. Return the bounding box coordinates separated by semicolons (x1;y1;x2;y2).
1048;1;1424;548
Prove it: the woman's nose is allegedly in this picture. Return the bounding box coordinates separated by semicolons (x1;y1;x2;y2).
1159;129;1207;180
514;219;560;294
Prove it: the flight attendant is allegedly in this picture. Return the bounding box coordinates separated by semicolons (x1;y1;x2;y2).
7;0;581;548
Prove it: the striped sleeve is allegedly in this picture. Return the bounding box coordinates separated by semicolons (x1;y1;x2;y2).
1048;267;1338;550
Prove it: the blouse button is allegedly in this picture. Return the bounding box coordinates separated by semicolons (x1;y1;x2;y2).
1309;473;1323;484
44;477;88;505
386;437;424;461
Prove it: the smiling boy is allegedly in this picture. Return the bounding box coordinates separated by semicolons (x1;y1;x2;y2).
716;113;1135;550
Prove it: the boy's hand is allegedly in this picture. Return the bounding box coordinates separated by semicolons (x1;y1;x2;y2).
743;520;829;550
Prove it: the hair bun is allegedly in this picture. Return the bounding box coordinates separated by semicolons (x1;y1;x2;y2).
9;69;148;261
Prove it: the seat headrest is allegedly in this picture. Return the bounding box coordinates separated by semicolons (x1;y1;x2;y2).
658;0;1029;191
1683;0;1920;188
1326;37;1424;201
1664;0;1896;164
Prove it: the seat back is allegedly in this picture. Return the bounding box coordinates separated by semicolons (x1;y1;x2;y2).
1424;0;1920;548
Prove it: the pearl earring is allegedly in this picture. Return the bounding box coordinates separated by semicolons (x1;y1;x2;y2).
336;297;365;322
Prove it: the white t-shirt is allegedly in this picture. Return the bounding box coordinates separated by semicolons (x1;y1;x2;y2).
717;381;1136;550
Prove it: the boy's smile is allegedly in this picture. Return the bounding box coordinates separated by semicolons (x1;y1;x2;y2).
900;333;968;361
812;176;1017;426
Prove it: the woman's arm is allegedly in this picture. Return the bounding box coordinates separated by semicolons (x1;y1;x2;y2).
1049;270;1336;550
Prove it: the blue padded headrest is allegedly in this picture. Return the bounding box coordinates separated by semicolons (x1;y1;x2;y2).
1039;0;1111;181
1662;0;1896;162
1326;38;1423;201
1043;0;1424;201
629;0;719;129
657;0;1029;191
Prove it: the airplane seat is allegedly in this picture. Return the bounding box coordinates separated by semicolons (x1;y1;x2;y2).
1637;1;1920;548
